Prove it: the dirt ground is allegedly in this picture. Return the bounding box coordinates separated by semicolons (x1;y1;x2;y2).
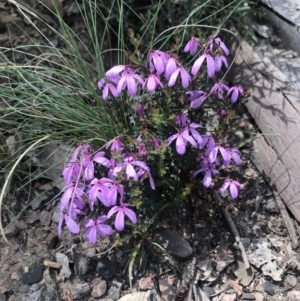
1;1;300;301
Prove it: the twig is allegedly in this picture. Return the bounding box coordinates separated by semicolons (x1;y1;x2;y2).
187;257;196;301
212;190;250;270
66;290;73;301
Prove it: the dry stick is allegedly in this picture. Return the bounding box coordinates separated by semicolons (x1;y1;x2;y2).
274;193;298;249
212;190;250;270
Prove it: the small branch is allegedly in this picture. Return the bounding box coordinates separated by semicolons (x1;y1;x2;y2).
212;190;250;270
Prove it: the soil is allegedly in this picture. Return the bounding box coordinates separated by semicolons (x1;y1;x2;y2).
1;2;300;301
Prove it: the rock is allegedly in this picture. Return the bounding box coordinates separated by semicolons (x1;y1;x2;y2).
26;285;60;301
107;286;120;301
263;282;274;295
51;204;61;223
202;286;215;296
0;294;6;301
245;168;254;177
39;211;52;226
222;294;236;301
117;292;151;301
55;253;71;280
287;290;300;301
22;266;44;285
96;259;117;280
70;283;90;300
24;211;39;224
154;229;193;258
253;292;265;301
285;274;297;287
158;279;176;301
73;253;89;276
139;276;155;290
91;280;107;299
48;236;59;249
265;198;279;213
241;293;255;300
234;258;254;287
18;284;30;293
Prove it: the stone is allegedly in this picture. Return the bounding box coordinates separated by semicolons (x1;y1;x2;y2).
265;198;279;213
39;211;52;226
287;290;300;301
117;291;151;301
253;292;265;301
107;286;120;301
96;259;117;280
154;229;193;258
158;279;176;301
285;274;297;287
51;204;61;223
263;282;274;295
48;236;59;249
55;253;71;280
18;284;30;293
245;168;254;177
26;285;60;301
91;280;107;299
241;293;255;300
139;276;155;290
22;266;44;285
73;253;89;276
234;258;254;287
70;283;90;300
0;294;6;301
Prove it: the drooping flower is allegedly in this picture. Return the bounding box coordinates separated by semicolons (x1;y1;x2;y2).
137;104;144;116
213;37;230;55
84;151;110;181
107;203;137;231
87;178;111;208
84;216;114;244
191;52;215;78
168;66;191;88
193;162;219;187
165;57;179;80
117;67;144;96
215;55;228;72
62;158;81;184
58;211;80;235
149;137;162;149
167;129;197;155
227;85;244;103
210;82;229;100
185;123;203;145
149;50;166;75
186;90;208;108
106;137;123;153
105;65;126;77
184;37;200;55
102;82;119;100
143;74;163;92
219;178;243;199
60;182;86;211
224;148;242;167
175;114;188;128
206;142;229;165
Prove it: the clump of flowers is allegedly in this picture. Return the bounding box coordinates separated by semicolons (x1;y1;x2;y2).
58;33;249;244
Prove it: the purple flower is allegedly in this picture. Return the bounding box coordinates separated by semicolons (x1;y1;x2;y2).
215;55;228;72
191;52;215;78
138;143;148;160
58;211;80;235
187;90;208;108
184;37;200;55
186;123;203;145
106;137;123;152
224;148;242;167
206;143;229;164
210;83;229;100
214;37;230;55
84;216;114;244
165;57;179;80
175;114;188;128
107;203;137;231
117;67;144;96
102;82;119;100
220;109;227;116
87;178;111;207
149;137;162;149
167;129;197;155
60;183;86;211
227;85;244;103
149;50;166;75
168;66;191;88
194;162;219;187
137;104;144;116
105;65;126;77
113;154;155;189
84;151;110;181
219;178;243;199
199;135;215;150
143;74;163;92
62;159;81;184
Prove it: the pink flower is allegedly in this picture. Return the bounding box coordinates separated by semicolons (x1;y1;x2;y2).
206;143;229;165
60;183;86;211
58;211;80;235
107;203;137;231
84;151;110;181
84;216;114;244
224;148;242;167
194;162;219;187
227;85;244;103
175;114;188;128
149;50;166;75
185;123;203;145
186;90;208;108
137;104;144;116
168;66;191;88
213;37;230;55
210;83;229;100
149;137;162;149
106;137;123;152
102;82;119;100
167;129;197;155
184;37;200;55
117;67;144;96
165;57;179;80
87;178;111;207
191;52;215;78
215;55;228;72
219;178;243;199
143;74;163;92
